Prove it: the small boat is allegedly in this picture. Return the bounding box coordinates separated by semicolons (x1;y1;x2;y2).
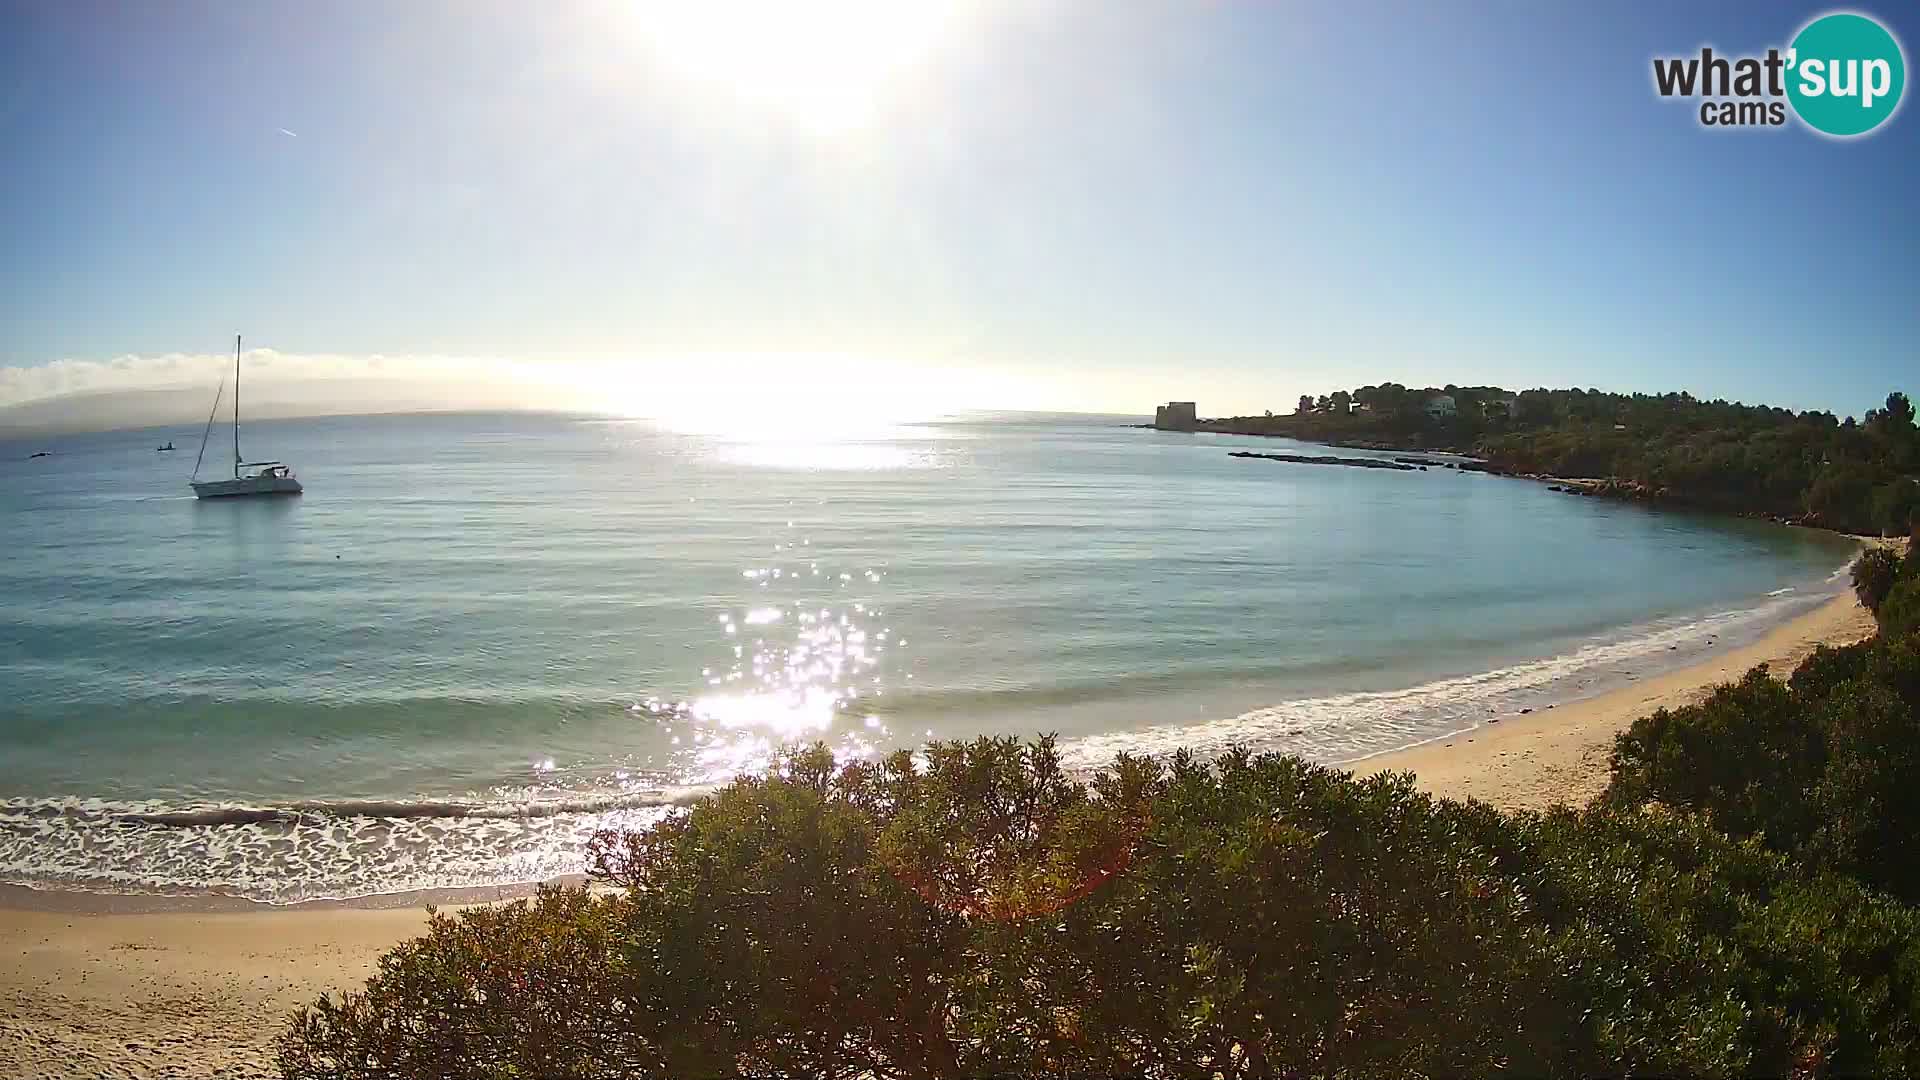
29;451;51;459
157;442;175;452
190;335;302;498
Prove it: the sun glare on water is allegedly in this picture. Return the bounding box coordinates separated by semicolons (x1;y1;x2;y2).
627;0;970;133
597;352;959;468
630;555;901;785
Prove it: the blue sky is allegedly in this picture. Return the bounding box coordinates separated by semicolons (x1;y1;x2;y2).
1;0;1914;420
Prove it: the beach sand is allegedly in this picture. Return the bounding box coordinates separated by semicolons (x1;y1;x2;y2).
0;591;1879;1077
1355;591;1877;811
0;905;433;1079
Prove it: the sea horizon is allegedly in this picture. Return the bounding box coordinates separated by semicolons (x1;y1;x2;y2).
0;398;1159;441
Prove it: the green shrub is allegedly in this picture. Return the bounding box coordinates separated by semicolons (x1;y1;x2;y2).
1881;578;1920;637
1813;670;1920;900
280;738;1920;1078
1852;546;1903;611
1502;807;1920;1076
1605;667;1825;847
1609;629;1920;904
1788;638;1874;700
277;886;640;1078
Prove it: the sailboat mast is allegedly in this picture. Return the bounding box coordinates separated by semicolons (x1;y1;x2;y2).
232;334;242;476
191;370;224;481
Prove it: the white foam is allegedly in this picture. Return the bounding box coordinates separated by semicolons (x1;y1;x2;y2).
0;793;681;904
1054;580;1841;773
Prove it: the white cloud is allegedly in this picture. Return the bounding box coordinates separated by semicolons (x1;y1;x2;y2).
0;346;1182;436
0;349;1067;436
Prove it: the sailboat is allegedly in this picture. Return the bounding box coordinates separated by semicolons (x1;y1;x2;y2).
190;335;303;498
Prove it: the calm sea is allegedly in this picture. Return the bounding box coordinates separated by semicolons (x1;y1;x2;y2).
0;411;1855;901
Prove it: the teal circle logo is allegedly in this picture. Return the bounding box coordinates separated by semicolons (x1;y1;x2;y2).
1786;12;1906;136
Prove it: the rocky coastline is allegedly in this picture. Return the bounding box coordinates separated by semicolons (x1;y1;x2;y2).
1227;450;1419;471
1145;414;1883;534
1215;438;1830;529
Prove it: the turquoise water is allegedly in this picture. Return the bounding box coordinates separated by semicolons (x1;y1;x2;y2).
0;412;1855;901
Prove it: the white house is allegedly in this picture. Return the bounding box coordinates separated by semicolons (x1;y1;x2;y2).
1424;393;1457;419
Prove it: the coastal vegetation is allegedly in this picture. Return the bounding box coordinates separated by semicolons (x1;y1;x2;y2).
284;543;1920;1078
1609;541;1920;902
1212;385;1920;536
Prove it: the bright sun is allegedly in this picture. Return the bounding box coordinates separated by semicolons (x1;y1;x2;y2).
627;0;968;134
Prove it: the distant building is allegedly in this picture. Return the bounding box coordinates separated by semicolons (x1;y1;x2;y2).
1482;395;1518;419
1424;393;1457;419
1154;401;1198;431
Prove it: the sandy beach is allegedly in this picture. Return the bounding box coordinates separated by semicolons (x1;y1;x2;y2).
0;589;1880;1078
1356;591;1878;810
0;904;436;1079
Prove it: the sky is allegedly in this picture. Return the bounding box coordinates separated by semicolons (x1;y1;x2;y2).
1;0;1915;427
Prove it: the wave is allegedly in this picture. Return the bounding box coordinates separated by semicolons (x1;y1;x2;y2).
1052;575;1845;772
104;788;716;828
0;563;1852;904
0;790;693;905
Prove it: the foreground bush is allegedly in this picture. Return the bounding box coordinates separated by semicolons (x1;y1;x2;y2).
1610;543;1920;884
1608;573;1920;905
1880;576;1920;637
280;737;1920;1078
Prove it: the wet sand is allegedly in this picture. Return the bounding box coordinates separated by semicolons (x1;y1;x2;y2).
1354;592;1876;810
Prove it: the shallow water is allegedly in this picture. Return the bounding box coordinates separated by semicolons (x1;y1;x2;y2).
0;411;1855;901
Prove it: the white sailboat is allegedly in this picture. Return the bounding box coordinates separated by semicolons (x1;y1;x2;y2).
190;335;303;498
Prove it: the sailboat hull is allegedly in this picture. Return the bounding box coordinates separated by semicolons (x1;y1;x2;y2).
190;335;306;499
191;475;303;498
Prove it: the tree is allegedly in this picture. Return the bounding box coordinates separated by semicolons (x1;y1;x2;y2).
1513;389;1556;427
1245;380;1910;531
1852;547;1902;611
1871;481;1920;535
1881;391;1914;430
1806;466;1880;529
1297;394;1314;415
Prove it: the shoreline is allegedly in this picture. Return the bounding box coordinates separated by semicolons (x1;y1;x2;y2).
1;591;1882;1077
1353;591;1877;810
2;546;1868;913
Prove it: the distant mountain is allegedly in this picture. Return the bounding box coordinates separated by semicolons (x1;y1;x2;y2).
0;379;577;438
